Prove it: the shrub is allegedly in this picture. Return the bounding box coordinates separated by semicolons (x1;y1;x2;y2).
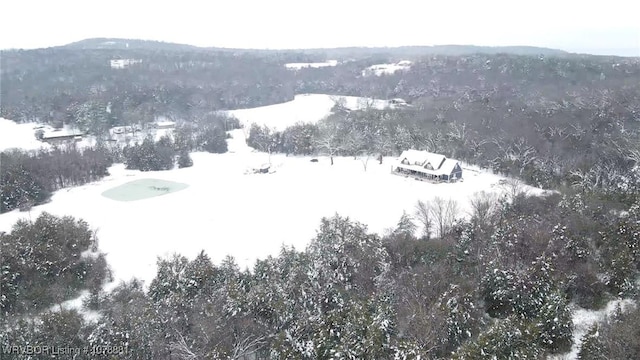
453;317;543;360
177;150;193;168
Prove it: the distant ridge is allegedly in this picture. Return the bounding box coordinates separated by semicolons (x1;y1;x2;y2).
61;38;202;51
60;38;570;57
283;45;570;57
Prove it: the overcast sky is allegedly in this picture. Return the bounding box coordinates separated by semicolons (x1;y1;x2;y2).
2;0;639;56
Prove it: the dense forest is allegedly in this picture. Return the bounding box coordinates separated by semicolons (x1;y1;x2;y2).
1;40;640;358
0;47;294;125
0;145;113;213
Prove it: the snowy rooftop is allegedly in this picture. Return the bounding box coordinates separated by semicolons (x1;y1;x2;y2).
396;150;460;176
42;128;85;139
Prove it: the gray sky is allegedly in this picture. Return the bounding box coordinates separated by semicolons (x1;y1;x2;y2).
2;0;639;56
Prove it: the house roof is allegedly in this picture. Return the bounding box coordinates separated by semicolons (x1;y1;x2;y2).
42;128;84;139
439;158;461;175
399;150;446;170
396;150;461;176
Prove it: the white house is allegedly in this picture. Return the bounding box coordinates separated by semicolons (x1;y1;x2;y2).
392;149;463;182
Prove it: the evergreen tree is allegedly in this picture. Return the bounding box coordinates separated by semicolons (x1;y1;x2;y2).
177;149;193;168
198;126;228;153
578;324;605;360
453;317;543;359
0;213;109;315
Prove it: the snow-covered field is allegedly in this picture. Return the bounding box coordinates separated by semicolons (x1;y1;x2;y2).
285;60;338;69
227;93;392;130
362;60;412;76
0;119;51;151
0;128;543;287
0;95;546;288
0;119;101;150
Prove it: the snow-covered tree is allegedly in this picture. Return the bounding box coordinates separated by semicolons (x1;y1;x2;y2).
177;149;193;168
393;210;417;238
73;100;112;138
577;324;605;360
453;316;543;359
314;119;343;165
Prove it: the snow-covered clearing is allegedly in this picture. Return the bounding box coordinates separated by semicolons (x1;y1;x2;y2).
362;60;412;76
0;118;51;151
0;128;544;287
285;60;338;69
0;95;546;289
549;298;637;360
226;93;392;130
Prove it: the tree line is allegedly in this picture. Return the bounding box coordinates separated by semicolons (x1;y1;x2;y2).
0;145;113;213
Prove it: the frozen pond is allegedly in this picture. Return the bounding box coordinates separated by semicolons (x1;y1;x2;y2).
101;178;189;202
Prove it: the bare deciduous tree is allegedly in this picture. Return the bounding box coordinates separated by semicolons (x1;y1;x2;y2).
414;200;433;240
373;130;394;164
468;191;498;230
231;334;267;360
415;196;459;239
497;178;529;202
170;332;199;360
314;120;342;165
447;122;468;142
421;197;460;238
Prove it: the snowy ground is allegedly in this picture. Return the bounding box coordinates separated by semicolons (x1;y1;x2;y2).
0;118;51;151
285;60;338;69
0;94;546;289
226;93;393;130
362;60;412;76
0;128;544;287
549;298;637;360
